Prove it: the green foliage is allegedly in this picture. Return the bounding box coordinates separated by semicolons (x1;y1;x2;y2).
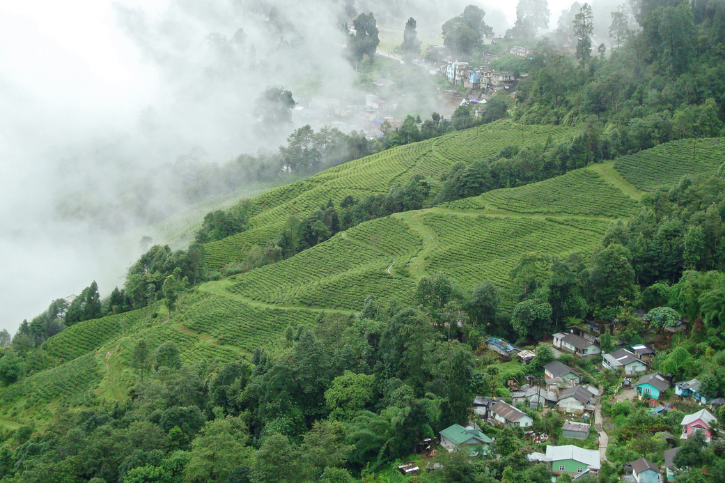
325;371;375;421
154;342;182;371
446;168;638;217
65;281;102;327
646;306;682;328
442;5;493;55
615;139;725;192
400;17;422;61
348;13;380;62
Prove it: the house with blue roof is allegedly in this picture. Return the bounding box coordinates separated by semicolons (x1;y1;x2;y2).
486;338;520;357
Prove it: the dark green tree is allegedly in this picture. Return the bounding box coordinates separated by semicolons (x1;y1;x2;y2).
401;17;422;62
154;341;182;371
589;244;635;309
348;13;380;61
609;5;629;51
466;281;500;327
573;3;594;66
133;339;152;381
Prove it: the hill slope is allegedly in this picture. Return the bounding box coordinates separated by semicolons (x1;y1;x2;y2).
203;121;578;270
4;122;670;425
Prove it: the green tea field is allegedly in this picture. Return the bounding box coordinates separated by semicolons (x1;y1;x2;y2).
614;138;725;191
203;121;578;270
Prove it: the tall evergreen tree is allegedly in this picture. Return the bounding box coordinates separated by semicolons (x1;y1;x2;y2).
401;17;422;62
573;3;594;66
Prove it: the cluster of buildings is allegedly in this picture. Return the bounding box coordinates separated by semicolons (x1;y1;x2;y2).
440;61;515;89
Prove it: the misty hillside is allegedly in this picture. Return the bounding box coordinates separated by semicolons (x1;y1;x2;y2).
4;0;725;482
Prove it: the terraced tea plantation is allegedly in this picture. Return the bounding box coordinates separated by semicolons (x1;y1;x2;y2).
228;217;423;310
204;121;578;270
614;138;725;191
420;213;611;291
445;168;639;217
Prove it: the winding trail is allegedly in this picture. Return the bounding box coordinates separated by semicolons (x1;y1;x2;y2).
105;344;119;384
595;385;609;463
387;259;395;275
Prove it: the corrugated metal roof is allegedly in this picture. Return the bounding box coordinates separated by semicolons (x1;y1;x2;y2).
630;458;659;474
635;372;669;392
545;361;577;378
440;424;492;445
562;421;591;433
681;409;717;427
559;386;594;405
491;401;526;422
546;445;600;469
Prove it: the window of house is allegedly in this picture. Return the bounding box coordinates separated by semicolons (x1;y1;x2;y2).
644;388;651;394
559;466;565;472
577;468;583;473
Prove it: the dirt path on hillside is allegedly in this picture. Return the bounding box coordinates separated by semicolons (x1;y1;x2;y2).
105;345;119;384
595;385;609;463
387;259;395;275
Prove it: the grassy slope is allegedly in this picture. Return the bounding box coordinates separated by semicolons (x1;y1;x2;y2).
614;138;725;192
7;121;670;425
204;121;578;270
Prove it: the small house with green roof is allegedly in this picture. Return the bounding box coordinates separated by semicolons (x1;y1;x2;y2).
440;424;492;454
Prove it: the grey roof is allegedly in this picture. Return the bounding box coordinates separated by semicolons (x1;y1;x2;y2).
559;386;594;405
630;458;659;474
607;348;644;366
561;333;596;350
681;408;717;427
491;401;526;423
473;396;494;407
545;361;578;378
562;421;591;433
545;445;601;470
676;379;701;391
632;344;654;355
513;385;558;403
635;372;669;392
663;447;681;468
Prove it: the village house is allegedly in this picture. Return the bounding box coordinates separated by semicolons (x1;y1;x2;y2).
486;337;520;358
557;386;596;415
553;332;601;357
472;396;495;418
509;46;531;57
629;458;660;483
518;350;536;364
512;385;558;409
681;408;718;442
365;94;385;110
663;447;681;481
632;344;655;362
491;71;515;86
371;79;392;89
602;348;648;375
544;361;581;384
562;421;591;440
446;61;470;86
440;424;493;454
546;445;601;476
561;421;591;440
675;379;709;403
635;372;669;401
490;401;534;427
664;320;687;333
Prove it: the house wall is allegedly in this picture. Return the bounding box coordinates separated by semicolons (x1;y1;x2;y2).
666;467;675;481
637;383;662;399
562;373;581;384
634;468;659;483
551;458;590;475
517;415;533;427
584;345;601;355
624;362;647;375
441;436;456;451
562;429;588;440
558;398;586;413
685;421;712;439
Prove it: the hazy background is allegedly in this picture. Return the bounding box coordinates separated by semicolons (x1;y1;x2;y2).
1;0;584;333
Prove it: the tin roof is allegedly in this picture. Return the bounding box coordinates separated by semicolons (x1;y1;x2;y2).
545;361;578;378
545;445;601;469
440;424;492;445
635;372;669;392
491;401;526;422
630;458;659;474
681;408;717;427
562;421;591;433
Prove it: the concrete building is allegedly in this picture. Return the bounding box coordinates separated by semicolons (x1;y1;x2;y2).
557;386;595;415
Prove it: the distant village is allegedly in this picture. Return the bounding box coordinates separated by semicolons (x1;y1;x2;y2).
402;313;721;481
292;43;532;140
